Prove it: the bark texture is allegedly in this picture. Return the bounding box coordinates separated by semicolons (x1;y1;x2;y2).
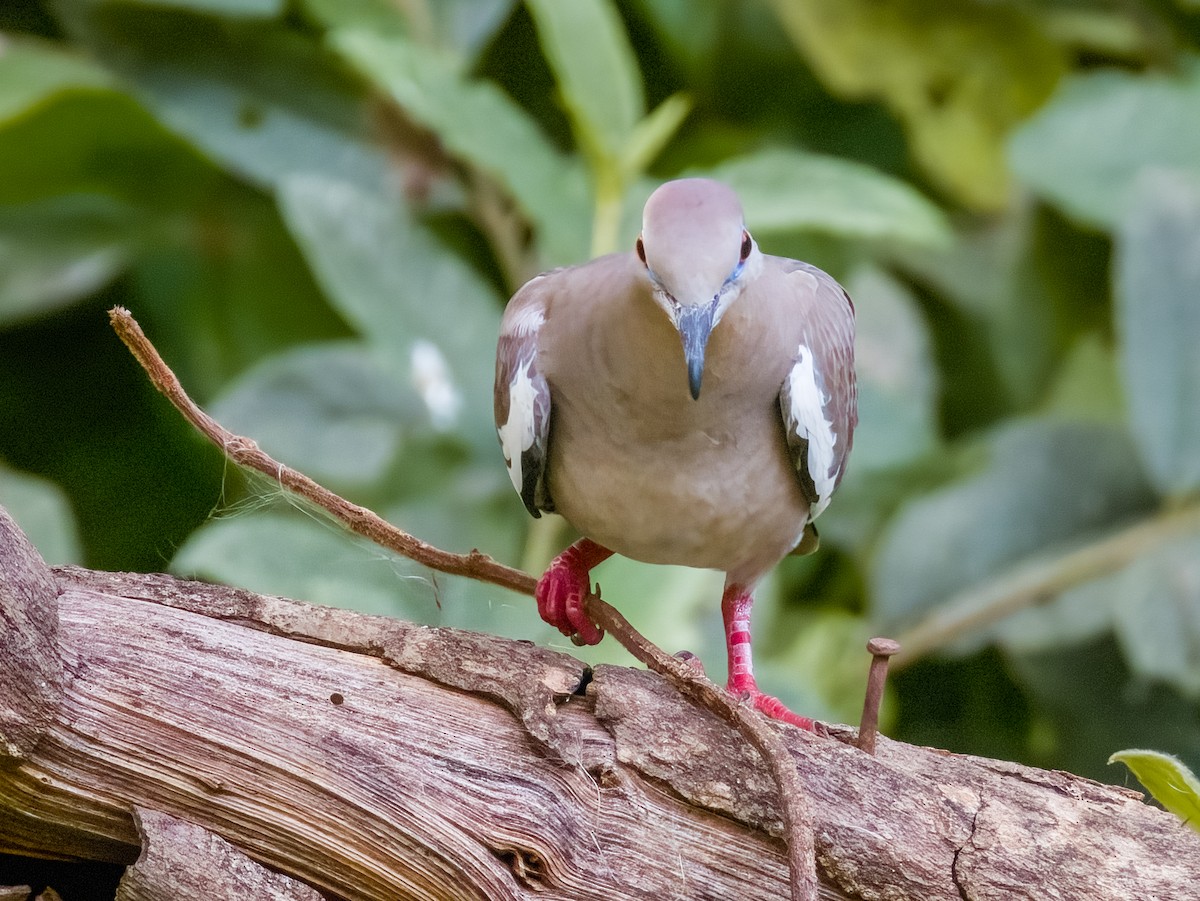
0;507;1197;900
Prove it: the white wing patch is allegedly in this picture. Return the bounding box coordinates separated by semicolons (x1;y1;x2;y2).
786;344;838;518
497;354;540;493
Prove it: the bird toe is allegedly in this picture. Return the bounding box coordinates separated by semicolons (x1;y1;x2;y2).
746;690;817;732
535;556;604;645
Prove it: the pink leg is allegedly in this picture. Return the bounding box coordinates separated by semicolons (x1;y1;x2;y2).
536;539;614;645
722;583;816;731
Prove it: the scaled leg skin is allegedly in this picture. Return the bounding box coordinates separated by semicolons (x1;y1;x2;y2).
722;582;816;731
536;539;614;645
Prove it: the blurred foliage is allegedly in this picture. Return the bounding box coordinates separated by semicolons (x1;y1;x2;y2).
1;0;1199;793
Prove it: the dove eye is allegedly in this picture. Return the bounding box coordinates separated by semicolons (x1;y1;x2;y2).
636;236;647;266
740;231;752;261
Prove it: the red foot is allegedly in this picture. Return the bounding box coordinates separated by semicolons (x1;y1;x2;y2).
744;688;817;732
723;582;817;731
535;539;613;645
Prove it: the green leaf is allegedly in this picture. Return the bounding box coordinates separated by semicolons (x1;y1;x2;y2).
0;194;141;324
895;208;1063;409
301;0;515;59
1008;636;1200;782
1041;334;1124;425
979;514;1200;699
769;610;876;727
276;174;499;447
766;0;1064;210
702;148;951;247
873;420;1157;630
988;572;1122;657
1109;749;1200;831
844;266;939;472
1114;168;1200;496
58;6;389;193
525;0;644;167
0;465;83;566
173;512;436;618
622;91;692;178
1112;533;1200;697
210;342;423;490
111;0;285;17
1010;62;1200;228
0;82;222;209
173;509;542;638
0;36;114;123
332;28;591;265
129;185;349;398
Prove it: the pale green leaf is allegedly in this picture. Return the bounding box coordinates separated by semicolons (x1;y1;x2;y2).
767;0;1064;209
0;194;140;324
845;266;939;472
0;37;113;123
1109;749;1200;832
1010;62;1200;228
988;573;1121;656
276;174;499;447
112;0;284;17
174;510;542;639
621;91;692;177
332;29;591;265
301;0;515;58
1115;168;1200;495
210;342;423;489
1113;535;1200;697
891;209;1059;408
0;466;83;566
61;11;388;192
703;148;951;247
525;0;644;165
873;420;1157;629
172;513;434;618
1041;334;1124;425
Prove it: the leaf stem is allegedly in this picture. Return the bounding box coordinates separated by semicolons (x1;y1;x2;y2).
893;501;1200;668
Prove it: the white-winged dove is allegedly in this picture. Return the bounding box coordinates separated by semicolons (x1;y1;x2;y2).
495;178;856;729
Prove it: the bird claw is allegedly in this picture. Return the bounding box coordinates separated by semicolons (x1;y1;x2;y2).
727;675;817;732
673;650;707;676
536;552;605;646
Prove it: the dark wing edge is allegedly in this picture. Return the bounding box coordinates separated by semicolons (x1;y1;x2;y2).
495;287;554;518
778;261;858;523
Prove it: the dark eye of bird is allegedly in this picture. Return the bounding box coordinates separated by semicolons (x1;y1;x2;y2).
740;231;752;261
636;236;647;266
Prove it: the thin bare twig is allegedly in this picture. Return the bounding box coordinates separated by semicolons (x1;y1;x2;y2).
108;305;818;901
109;307;536;598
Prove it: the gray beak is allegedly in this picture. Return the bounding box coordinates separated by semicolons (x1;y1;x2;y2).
676;302;717;400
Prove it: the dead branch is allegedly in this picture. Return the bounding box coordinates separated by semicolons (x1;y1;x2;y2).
106;305;821;899
1;509;1198;900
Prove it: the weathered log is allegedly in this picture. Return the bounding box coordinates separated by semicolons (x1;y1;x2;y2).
115;808;322;900
0;508;1197;900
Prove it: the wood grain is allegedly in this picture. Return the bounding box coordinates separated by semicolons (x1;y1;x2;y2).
1;508;1197;900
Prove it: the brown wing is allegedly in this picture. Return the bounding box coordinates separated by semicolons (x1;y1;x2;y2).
494;275;555;517
776;260;857;521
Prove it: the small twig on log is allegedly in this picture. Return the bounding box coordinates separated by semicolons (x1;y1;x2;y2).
108;305;818;901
